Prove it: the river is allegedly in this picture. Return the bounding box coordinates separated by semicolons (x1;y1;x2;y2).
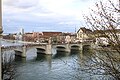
1;41;112;80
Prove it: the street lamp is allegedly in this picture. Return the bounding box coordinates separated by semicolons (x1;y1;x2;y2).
0;0;3;79
0;0;2;34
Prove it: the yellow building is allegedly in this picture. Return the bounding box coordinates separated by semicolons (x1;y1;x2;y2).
77;27;92;42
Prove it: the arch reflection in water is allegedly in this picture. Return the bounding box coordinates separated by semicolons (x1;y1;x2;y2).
36;53;52;61
56;46;66;52
53;51;69;59
36;53;52;69
53;46;70;58
77;48;96;72
79;45;92;58
82;45;91;52
70;45;80;55
14;56;26;63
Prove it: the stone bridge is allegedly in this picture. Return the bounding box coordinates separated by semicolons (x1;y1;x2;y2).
53;43;93;52
1;43;51;57
1;42;93;58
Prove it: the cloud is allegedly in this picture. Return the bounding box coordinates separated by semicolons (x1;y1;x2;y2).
2;0;99;33
3;0;95;19
3;0;39;9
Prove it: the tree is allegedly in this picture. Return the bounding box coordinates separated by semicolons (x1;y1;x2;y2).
2;52;16;80
80;0;120;80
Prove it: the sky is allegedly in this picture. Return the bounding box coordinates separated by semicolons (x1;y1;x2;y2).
2;0;100;33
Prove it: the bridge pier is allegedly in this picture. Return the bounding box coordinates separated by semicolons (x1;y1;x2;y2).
65;44;70;52
45;44;52;54
79;44;83;50
14;46;27;58
22;46;27;57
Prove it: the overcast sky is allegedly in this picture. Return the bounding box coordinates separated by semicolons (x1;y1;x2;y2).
3;0;101;33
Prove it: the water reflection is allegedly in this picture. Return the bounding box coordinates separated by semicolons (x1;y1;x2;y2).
13;46;114;80
77;48;118;80
14;56;26;63
78;47;94;62
53;51;69;59
35;54;52;69
70;49;80;55
36;54;52;61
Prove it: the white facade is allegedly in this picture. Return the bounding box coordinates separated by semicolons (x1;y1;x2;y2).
20;28;24;35
77;28;92;42
65;35;71;43
95;29;120;45
95;37;109;46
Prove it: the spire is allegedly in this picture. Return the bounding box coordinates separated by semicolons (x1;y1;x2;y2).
75;27;76;33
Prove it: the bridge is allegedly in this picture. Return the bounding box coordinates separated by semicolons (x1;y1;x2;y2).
1;42;93;58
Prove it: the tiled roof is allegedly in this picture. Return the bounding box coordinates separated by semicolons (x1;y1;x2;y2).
25;32;33;34
77;27;92;33
93;29;120;34
42;32;62;37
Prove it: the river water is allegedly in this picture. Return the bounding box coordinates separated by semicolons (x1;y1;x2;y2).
1;41;112;80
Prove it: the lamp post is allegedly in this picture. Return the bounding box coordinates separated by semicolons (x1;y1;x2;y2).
0;0;1;54
0;0;3;79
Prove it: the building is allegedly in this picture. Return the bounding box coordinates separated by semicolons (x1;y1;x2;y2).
93;29;120;46
42;32;62;37
24;32;62;43
59;33;76;43
70;33;77;43
20;28;24;35
77;27;92;42
42;32;62;43
33;32;42;42
24;32;42;42
24;33;34;41
3;34;15;40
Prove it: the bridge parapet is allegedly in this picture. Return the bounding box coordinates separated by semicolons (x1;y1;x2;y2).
1;45;22;52
52;42;93;52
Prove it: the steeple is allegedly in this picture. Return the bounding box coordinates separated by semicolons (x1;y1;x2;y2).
75;27;76;33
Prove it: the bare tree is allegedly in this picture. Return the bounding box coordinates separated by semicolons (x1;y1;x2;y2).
79;0;120;80
2;52;16;80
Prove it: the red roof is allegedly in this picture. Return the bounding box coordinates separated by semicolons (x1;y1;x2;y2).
42;32;62;37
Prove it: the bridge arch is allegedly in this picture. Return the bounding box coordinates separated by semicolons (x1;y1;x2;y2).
82;45;91;51
70;45;80;49
25;44;51;55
